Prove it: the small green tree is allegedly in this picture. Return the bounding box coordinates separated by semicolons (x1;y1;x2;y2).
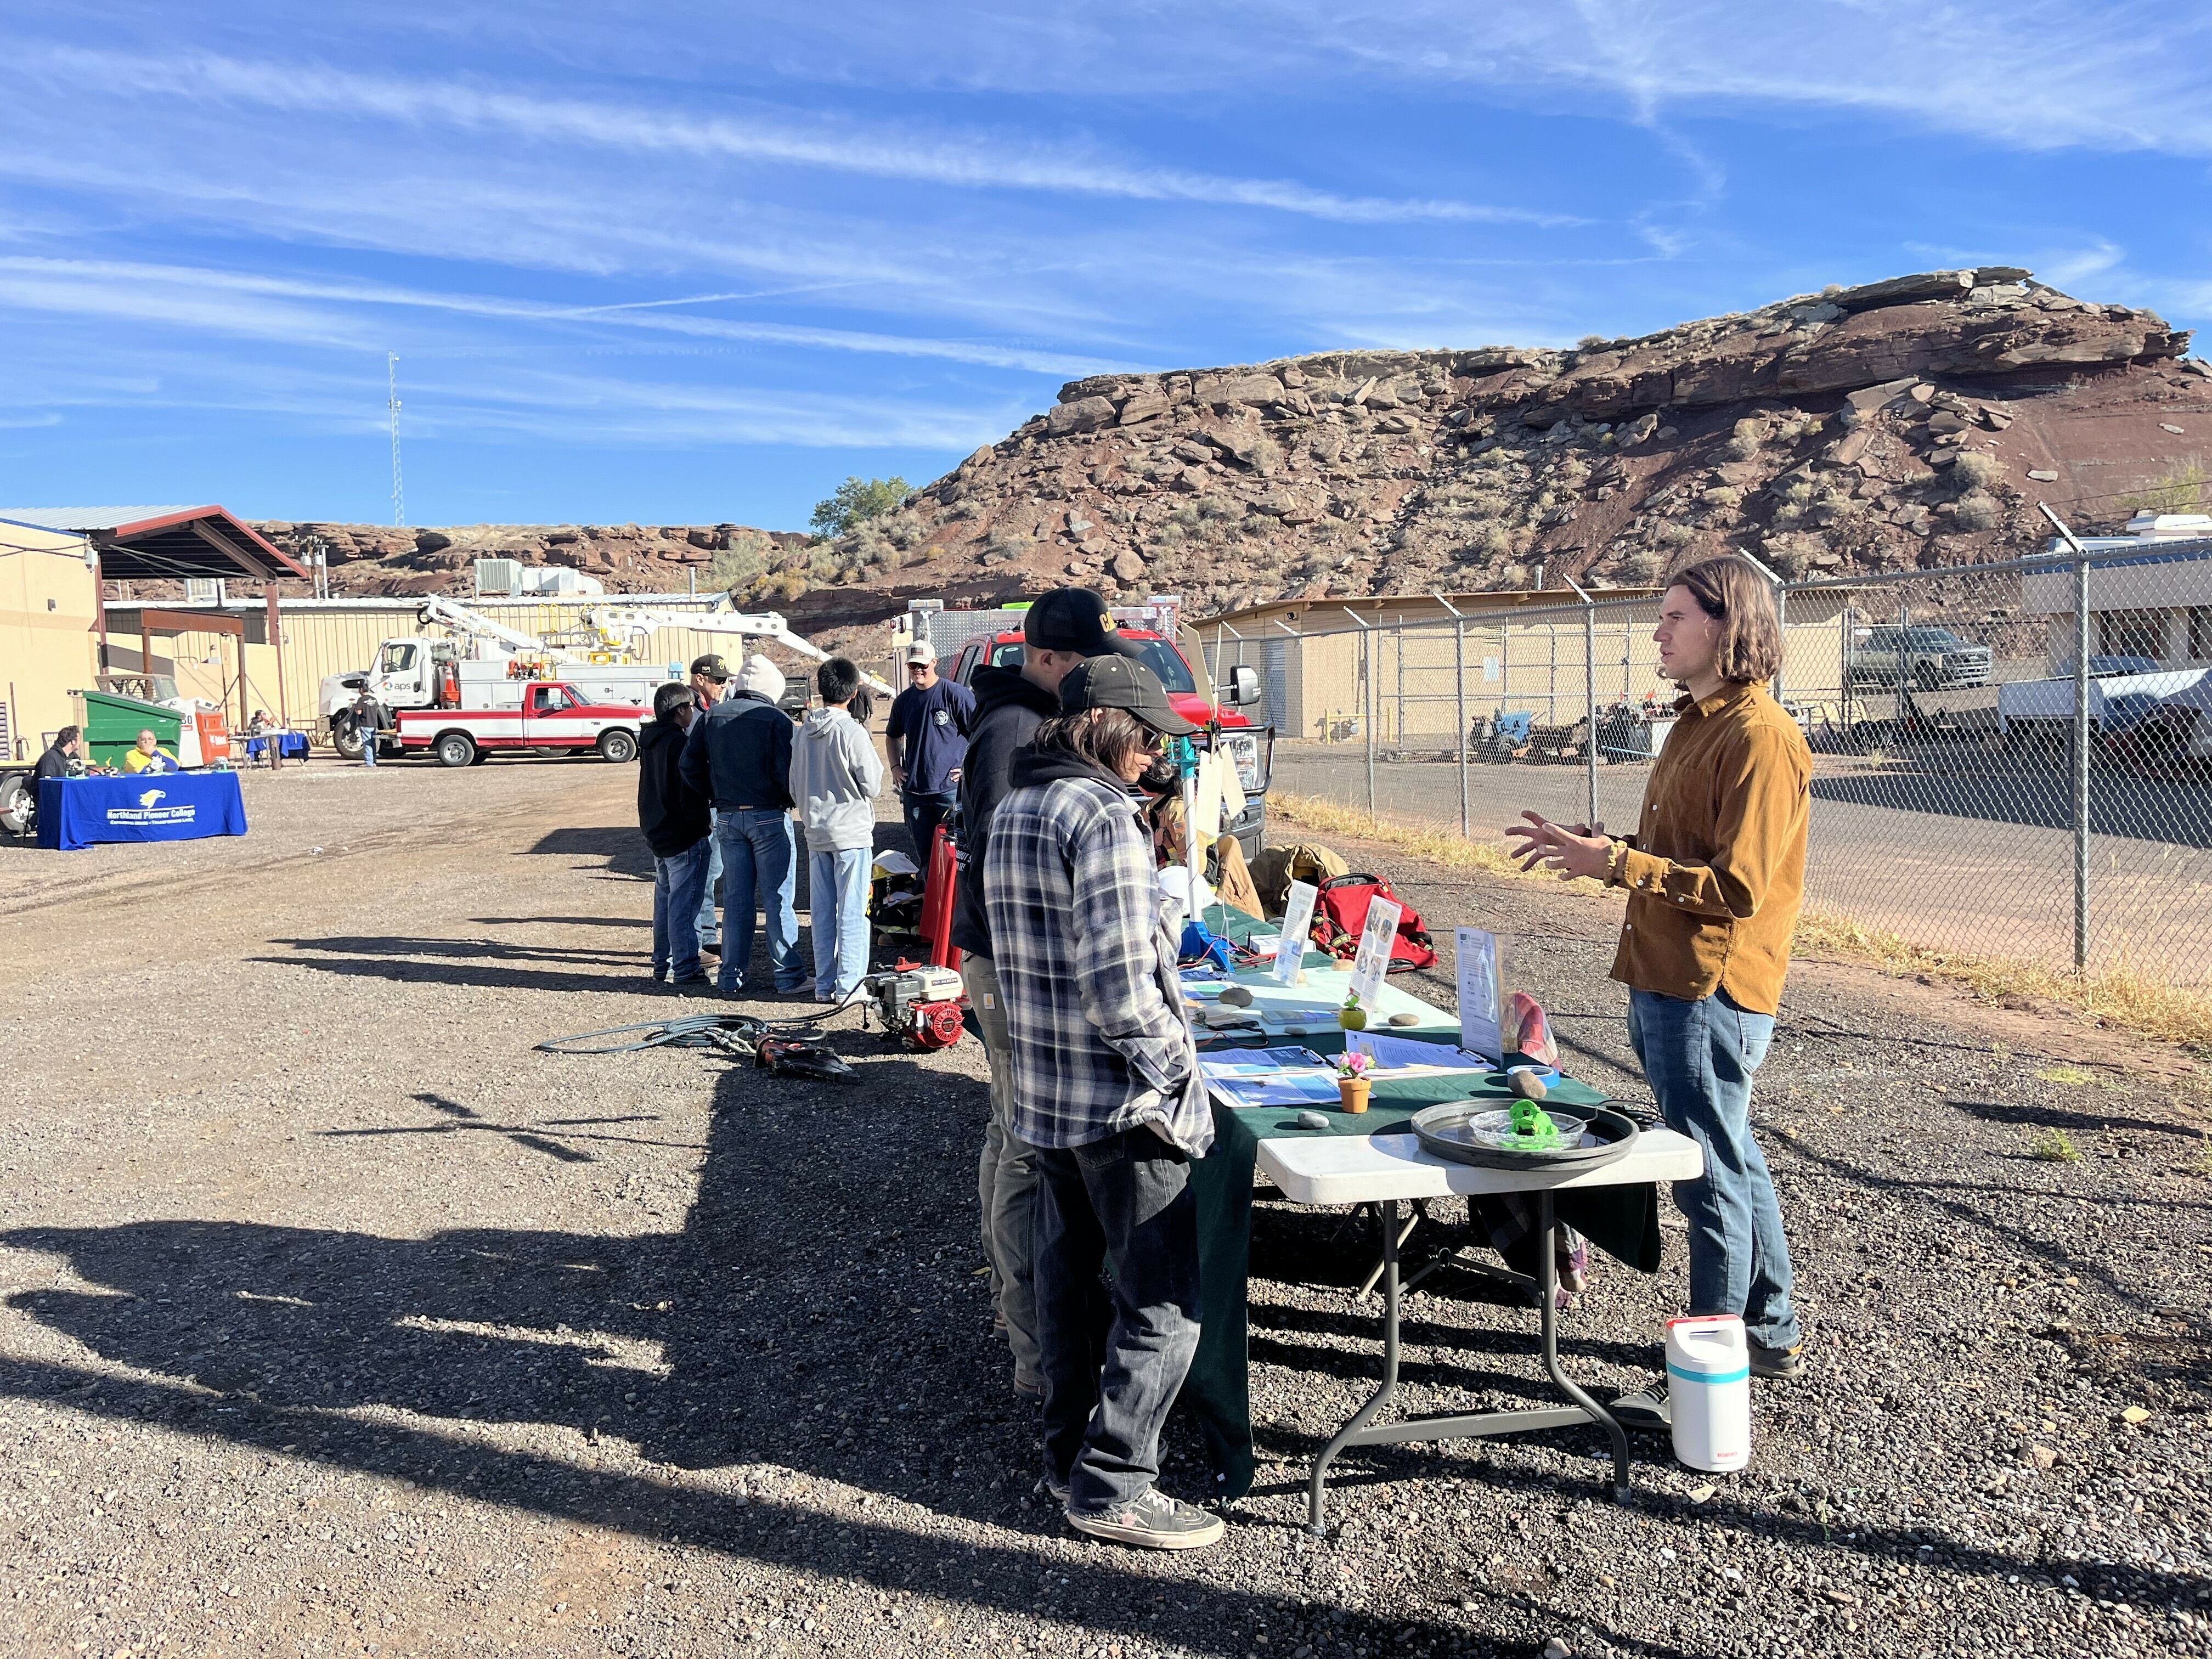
809;476;910;538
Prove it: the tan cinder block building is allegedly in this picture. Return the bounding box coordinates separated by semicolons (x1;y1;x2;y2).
0;517;100;760
1190;584;1858;744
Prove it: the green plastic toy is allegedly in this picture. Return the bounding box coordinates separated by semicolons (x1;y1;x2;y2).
1509;1098;1563;1148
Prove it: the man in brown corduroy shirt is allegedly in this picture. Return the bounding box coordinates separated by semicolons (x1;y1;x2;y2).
1510;555;1812;1415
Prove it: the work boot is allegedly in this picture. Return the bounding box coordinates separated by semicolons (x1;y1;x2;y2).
1066;1488;1224;1551
1750;1341;1805;1380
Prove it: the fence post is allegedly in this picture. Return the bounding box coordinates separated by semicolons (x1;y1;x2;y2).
1340;606;1375;816
1430;594;1469;837
2039;504;2092;973
1566;577;1598;829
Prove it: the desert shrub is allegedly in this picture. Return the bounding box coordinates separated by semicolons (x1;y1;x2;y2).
1951;449;2000;487
947;499;984;521
2119;459;2209;518
1613;550;1663;584
809;475;910;538
706;529;774;594
1245;437;1284;473
983;525;1032;555
1148;522;1187;548
1473;523;1514;557
754;571;809;603
1952;490;2001;531
1655;522;1697;548
1724;417;1765;461
1198;495;1237;521
1167;504;1203;529
1701;486;1743;507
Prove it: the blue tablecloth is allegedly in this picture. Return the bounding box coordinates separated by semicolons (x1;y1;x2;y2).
244;731;311;760
36;774;249;851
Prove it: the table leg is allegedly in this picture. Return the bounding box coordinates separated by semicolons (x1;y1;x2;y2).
1308;1197;1402;1535
1536;1190;1631;1502
1355;1198;1425;1300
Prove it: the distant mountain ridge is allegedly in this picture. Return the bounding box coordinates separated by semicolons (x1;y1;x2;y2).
240;268;2210;637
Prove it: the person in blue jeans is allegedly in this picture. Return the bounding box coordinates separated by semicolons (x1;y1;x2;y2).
637;682;713;989
681;654;808;996
687;654;732;960
789;657;883;1003
887;644;974;871
1508;555;1813;1421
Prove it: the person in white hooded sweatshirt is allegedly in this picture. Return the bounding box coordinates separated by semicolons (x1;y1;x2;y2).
789;657;885;1002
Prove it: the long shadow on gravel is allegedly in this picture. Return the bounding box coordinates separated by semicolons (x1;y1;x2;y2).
7;1035;2197;1652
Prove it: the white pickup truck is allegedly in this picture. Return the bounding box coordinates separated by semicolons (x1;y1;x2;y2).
394;680;651;768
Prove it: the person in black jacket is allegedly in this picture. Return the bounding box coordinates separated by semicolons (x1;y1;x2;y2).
639;682;714;991
680;654;808;996
955;588;1142;1403
33;726;86;783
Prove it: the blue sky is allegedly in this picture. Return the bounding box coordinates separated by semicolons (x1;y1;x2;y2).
4;2;2210;532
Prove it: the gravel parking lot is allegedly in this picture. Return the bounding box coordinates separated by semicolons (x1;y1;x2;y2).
2;754;2208;1658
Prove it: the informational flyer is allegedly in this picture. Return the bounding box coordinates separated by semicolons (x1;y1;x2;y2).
1272;879;1319;987
1346;897;1402;1006
1455;926;1506;1063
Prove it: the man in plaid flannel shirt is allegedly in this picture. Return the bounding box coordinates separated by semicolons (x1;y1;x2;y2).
983;655;1223;1552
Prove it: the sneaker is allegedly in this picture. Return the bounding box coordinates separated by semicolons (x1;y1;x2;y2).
667;976;713;997
1610;1381;1671;1432
1066;1487;1224;1551
1750;1341;1805;1380
1036;1473;1069;1505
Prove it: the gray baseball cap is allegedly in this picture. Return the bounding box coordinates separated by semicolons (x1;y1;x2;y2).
1058;653;1198;735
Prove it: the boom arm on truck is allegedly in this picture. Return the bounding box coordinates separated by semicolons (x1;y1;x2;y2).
415;596;586;664
589;605;894;695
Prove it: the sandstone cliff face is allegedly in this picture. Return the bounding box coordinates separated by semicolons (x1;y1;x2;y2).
881;267;2204;617
239;268;2211;631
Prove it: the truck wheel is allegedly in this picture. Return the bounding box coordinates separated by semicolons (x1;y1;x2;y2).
596;729;639;764
0;771;31;838
332;719;363;761
434;732;477;769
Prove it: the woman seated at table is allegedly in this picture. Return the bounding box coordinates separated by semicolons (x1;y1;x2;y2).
120;729;181;774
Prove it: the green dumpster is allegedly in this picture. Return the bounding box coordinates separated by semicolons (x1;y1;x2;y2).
77;690;183;770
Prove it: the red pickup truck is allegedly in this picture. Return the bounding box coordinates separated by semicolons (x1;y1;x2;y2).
944;627;1273;856
392;680;648;768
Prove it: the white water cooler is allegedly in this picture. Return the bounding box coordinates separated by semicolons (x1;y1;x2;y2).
1666;1314;1751;1472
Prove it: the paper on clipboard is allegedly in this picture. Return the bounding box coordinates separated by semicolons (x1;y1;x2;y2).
1346;896;1401;1005
1271;879;1318;988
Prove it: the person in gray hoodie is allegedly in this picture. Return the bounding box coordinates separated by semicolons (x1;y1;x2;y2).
789;657;885;1002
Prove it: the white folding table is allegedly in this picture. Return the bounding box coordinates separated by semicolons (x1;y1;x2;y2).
1255;1126;1702;1532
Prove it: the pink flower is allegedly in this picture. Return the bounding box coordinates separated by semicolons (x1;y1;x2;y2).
1336;1052;1374;1079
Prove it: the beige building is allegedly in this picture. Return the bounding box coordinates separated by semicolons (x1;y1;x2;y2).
1190;584;1858;743
0;517;101;760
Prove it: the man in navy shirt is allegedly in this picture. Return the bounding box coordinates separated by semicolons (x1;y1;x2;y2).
887;643;975;867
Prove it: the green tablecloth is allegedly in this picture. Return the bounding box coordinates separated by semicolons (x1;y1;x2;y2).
1178;905;1663;1500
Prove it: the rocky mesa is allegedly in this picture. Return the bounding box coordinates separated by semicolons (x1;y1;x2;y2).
252;268;2212;628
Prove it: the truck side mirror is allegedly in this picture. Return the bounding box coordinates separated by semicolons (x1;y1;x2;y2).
1225;663;1261;707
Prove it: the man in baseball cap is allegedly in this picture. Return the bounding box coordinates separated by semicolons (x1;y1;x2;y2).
686;653;734;958
1022;587;1146;658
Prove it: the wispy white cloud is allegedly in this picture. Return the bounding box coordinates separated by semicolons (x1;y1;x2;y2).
0;256;1135;375
38;46;1578;228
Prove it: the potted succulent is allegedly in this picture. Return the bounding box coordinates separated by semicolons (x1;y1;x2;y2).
1338;991;1368;1031
1335;1050;1375;1113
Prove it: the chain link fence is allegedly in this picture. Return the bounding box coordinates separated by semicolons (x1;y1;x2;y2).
1209;543;2212;986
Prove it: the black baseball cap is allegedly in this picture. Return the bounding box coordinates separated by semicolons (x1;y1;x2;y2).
689;653;730;680
1023;588;1144;658
1059;654;1198;735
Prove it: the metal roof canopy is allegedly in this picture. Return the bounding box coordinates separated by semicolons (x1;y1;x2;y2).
0;506;308;583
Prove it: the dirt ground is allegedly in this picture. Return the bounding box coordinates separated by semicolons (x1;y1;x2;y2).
3;753;2209;1659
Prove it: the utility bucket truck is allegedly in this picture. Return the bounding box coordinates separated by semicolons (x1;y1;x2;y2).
318;596;681;760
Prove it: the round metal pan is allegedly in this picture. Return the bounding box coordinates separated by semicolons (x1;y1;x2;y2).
1410;1102;1640;1173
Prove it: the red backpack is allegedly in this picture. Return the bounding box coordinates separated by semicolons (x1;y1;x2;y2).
1309;872;1437;973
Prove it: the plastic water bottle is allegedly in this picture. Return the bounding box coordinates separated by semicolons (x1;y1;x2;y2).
1666;1314;1751;1472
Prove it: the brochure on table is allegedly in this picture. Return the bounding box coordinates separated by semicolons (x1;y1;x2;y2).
1346;897;1401;1005
1455;926;1506;1064
1343;1030;1495;1074
1271;879;1319;988
1199;1046;1341;1107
